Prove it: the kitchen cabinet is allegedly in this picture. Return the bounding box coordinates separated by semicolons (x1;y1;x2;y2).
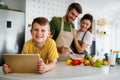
0;0;25;12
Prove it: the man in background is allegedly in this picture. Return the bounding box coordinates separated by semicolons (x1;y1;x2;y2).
50;2;82;60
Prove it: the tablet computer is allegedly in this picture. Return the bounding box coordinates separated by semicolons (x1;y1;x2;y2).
3;54;40;73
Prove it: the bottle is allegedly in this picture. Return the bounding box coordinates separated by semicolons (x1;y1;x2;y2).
108;49;116;66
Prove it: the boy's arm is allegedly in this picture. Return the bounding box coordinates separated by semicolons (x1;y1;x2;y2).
37;58;57;74
46;59;57;71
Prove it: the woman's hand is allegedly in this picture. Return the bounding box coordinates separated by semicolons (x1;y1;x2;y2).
72;29;77;39
37;59;47;74
2;64;12;74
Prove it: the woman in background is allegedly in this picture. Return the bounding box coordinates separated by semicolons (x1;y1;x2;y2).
72;13;94;55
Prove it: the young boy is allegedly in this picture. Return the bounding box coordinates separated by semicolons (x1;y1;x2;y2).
3;17;59;74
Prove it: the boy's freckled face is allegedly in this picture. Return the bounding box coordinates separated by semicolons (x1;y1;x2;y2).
31;22;49;43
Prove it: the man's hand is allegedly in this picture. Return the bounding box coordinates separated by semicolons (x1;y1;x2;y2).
57;46;69;53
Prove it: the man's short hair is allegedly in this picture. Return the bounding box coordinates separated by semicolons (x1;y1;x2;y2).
68;3;82;14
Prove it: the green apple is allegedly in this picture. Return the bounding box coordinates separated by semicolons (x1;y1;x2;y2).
85;55;92;60
93;61;102;68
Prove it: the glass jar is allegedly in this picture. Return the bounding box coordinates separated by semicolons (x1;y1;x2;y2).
108;49;116;66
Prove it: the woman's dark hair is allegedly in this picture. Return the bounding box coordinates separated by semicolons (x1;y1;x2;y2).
80;13;93;32
68;3;82;14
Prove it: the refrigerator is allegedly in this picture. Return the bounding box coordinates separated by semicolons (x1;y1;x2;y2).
0;9;25;66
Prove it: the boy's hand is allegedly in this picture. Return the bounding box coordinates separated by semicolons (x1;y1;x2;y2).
37;59;47;74
2;64;12;74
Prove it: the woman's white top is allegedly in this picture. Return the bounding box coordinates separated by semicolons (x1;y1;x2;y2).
77;31;93;54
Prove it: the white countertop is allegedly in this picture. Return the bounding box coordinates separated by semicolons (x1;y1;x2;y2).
0;61;120;80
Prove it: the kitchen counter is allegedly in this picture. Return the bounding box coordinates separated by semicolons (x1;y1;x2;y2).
0;61;120;80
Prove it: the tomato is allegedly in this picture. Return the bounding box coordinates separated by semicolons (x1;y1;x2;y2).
71;60;78;66
77;60;82;65
71;60;82;66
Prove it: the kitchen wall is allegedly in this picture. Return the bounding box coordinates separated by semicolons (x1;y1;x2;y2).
111;21;120;50
75;0;120;21
25;0;74;41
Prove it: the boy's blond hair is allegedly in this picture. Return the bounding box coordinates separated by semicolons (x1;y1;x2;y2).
32;17;50;31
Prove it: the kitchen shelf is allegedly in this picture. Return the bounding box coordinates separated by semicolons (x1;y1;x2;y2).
96;34;108;37
0;8;24;12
